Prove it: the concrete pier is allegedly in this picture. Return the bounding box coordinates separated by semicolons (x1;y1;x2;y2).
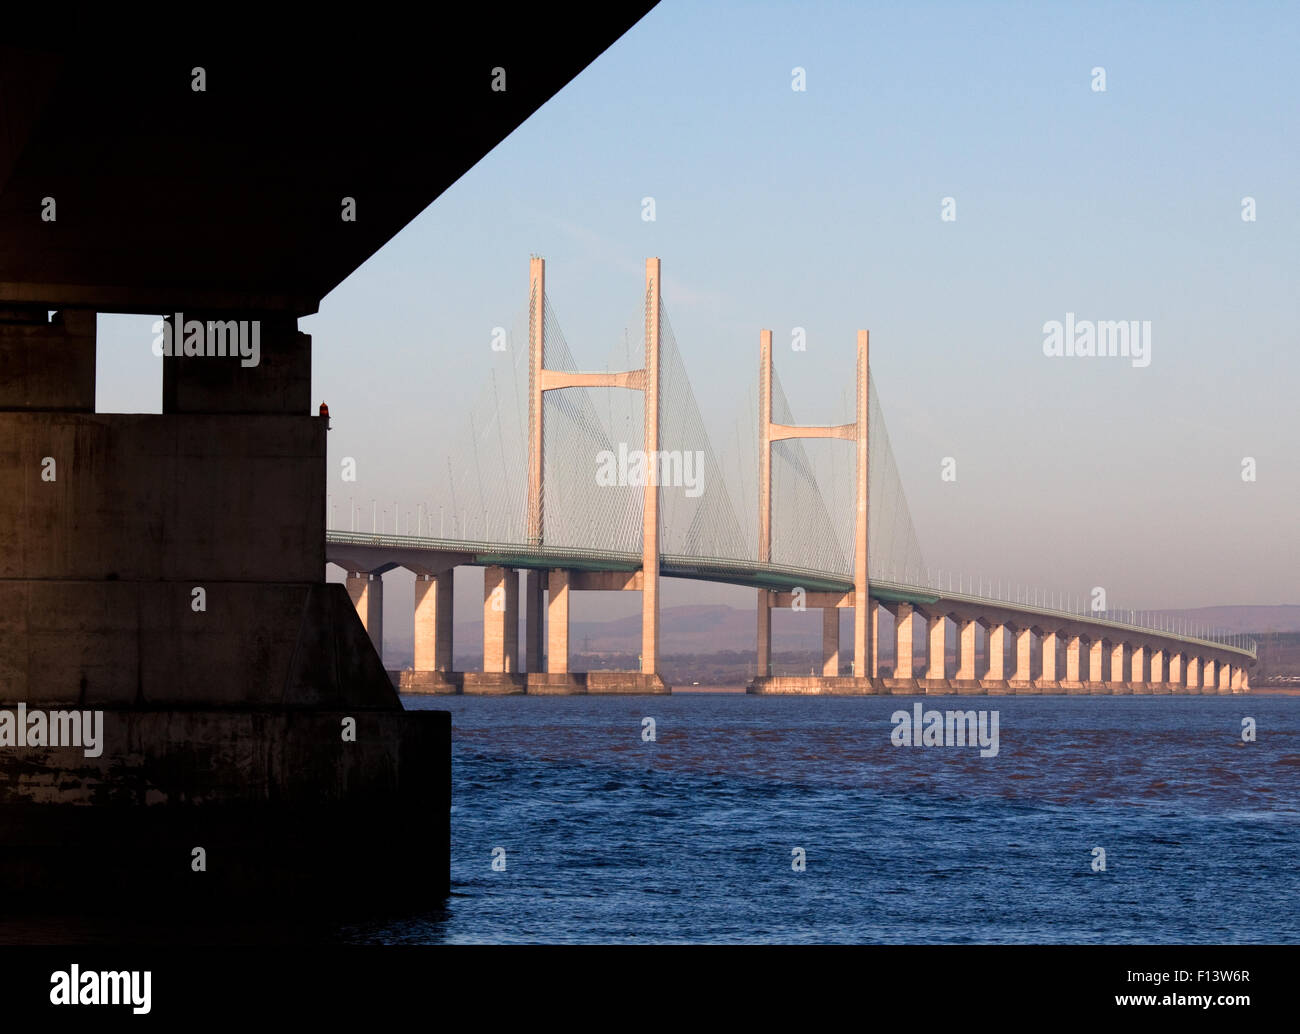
548;569;572;674
483;565;520;675
413;571;454;673
346;570;384;657
894;604;915;680
984;623;1008;684
926;612;946;680
748;602;1255;697
1012;626;1033;685
957;619;977;680
0;309;449;908
822;607;841;676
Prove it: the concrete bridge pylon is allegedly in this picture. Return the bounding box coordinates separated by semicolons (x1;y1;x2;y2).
752;327;874;692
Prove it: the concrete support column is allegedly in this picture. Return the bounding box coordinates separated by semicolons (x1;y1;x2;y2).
756;589;772;677
1168;652;1183;685
1186;656;1200;688
986;623;1006;680
1089;639;1105;682
894;603;915;679
524;570;543;672
821;607;840;676
1203;658;1216;689
483;566;519;674
1149;648;1164;684
346;570;383;660
546;570;570;674
1065;635;1082;682
1110;642;1125;684
852;330;870;679
926;612;945;679
1013;627;1033;682
641;258;662;676
1130;644;1146;684
1231;666;1243;691
413;572;453;672
870;600;880;678
1041;631;1058;682
957;618;977;679
1218;662;1231;692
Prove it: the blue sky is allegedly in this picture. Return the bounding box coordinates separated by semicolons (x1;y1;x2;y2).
97;0;1300;644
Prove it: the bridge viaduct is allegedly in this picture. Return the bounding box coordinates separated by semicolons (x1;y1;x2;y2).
328;256;1255;696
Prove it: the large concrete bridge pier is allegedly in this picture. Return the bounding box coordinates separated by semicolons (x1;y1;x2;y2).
0;307;448;906
0;12;655;909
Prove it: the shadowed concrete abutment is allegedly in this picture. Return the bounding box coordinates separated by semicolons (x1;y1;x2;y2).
0;308;449;909
0;10;656;911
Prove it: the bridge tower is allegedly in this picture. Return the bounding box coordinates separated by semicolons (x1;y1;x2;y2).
526;256;668;691
753;329;873;688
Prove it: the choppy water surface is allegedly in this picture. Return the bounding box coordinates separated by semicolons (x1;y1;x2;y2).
345;693;1299;944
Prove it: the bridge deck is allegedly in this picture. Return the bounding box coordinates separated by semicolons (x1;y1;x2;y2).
325;531;1257;661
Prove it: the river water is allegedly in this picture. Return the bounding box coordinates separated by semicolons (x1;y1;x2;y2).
342;692;1298;943
4;693;1293;945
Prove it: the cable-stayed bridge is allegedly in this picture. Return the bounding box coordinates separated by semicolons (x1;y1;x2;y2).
326;257;1256;695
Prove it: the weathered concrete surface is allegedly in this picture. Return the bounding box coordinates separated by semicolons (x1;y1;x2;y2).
526;672;588;694
397;670;464;695
0;580;398;708
413;571;454;673
0;311;446;911
585;672;671;694
745;676;1253;697
347;571;384;658
547;569;572;674
0;709;449;909
162;313;311;415
747;675;879;695
0;412;323;584
398;671;671;695
396;670;671;695
462;672;527;695
0;309;95;410
482;566;519;674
